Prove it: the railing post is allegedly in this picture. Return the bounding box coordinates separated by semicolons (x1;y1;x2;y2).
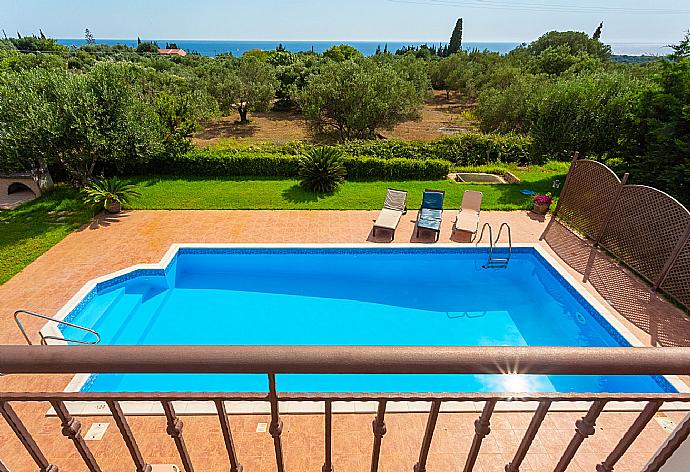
594;172;629;247
162;401;194;472
0;402;58;472
413;400;441;472
551;151;579;219
370;400;387;472
642;413;690;472
653;224;690;291
106;400;151;472
215;400;243;472
553;400;607;472
505;400;552;472
322;400;333;472
268;373;285;472
597;400;662;472
50;400;101;472
463;399;497;472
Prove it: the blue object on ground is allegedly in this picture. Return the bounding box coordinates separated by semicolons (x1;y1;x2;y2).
521;189;537;196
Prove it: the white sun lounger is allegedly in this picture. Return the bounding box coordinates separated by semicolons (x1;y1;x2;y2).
454;190;483;235
373;189;407;240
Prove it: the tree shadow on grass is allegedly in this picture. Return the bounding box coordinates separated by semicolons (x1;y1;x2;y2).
492;172;566;209
194;118;259;140
281;184;332;204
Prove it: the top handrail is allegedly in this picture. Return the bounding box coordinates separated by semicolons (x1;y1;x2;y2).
13;310;101;346
1;345;690;376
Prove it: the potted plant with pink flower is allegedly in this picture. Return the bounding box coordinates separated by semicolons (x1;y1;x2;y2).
532;193;553;215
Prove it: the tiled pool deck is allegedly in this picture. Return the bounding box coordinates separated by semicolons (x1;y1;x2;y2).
1;210;690;472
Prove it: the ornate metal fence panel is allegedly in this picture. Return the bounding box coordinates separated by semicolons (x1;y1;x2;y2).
557;160;621;240
599;185;690;285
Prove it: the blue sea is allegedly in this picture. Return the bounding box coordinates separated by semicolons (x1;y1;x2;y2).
56;39;671;57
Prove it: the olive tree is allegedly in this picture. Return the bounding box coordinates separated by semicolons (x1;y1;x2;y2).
0;64;164;183
323;44;363;62
297;58;425;140
53;64;162;183
200;56;277;122
0;69;60;173
430;54;464;99
528;31;611;60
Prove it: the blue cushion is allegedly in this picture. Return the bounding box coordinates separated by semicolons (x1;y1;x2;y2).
418;208;443;230
422;191;444;210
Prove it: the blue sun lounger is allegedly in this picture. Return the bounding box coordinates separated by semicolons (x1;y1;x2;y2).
415;189;445;241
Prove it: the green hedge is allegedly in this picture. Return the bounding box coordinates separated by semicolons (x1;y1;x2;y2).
342;156;449;180
126;150;451;180
134;151;300;176
209;133;534;165
334;134;533;165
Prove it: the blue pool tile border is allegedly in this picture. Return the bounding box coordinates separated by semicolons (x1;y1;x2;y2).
176;246;534;256
96;268;167;292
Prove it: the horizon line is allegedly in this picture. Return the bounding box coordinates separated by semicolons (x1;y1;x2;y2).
52;37;670;45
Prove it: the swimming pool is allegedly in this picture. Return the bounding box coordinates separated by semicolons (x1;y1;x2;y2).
50;245;676;394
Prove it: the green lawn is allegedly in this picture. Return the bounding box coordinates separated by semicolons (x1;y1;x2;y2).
130;164;567;210
0;163;567;285
0;187;94;285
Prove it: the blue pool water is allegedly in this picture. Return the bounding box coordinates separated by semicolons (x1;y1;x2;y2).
61;247;674;393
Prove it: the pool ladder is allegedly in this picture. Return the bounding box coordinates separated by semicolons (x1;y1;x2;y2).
476;222;512;269
13;309;101;345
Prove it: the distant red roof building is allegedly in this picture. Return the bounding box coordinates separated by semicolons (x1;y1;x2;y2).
158;48;187;57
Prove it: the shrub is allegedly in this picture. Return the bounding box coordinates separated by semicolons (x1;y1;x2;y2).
82;177;141;212
619;58;690;204
299;147;347;193
133;150;301;176
533;193;553;206
332;134;533;165
342;156;450;180
197;134;534;165
529;72;643;160
123;149;451;180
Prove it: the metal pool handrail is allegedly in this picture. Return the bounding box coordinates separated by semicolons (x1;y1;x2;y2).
495;222;513;261
476;222;494;256
13;310;101;346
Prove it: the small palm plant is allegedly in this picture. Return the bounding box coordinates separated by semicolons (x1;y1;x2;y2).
298;147;347;193
82;177;141;214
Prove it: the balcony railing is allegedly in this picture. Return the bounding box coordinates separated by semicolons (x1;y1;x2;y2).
2;345;690;472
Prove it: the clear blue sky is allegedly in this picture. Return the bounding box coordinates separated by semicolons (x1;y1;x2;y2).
3;0;689;43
